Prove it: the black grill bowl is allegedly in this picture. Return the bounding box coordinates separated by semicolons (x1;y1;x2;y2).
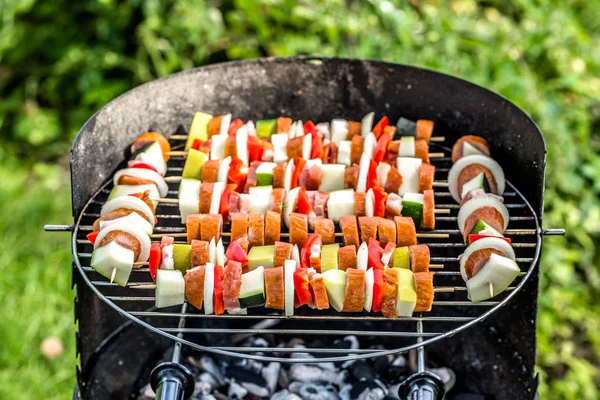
71;57;545;399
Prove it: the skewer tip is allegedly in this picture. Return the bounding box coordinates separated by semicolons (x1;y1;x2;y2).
488;281;494;298
110;268;117;284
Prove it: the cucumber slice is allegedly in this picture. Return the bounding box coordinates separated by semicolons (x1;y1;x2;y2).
364;268;374;312
155;269;185;308
283;187;300;228
182;149;207;179
396;117;416;137
462;141;485;157
466;220;503;245
208;238;216;265
319;164;346;192
91;241;134;287
256;162;277;186
257;119;277;138
185;112;212;150
239;266;266;308
249;185;273;215
217;156;231;183
216;238;225;266
467;254;520;302
357;242;368;271
396;157;422;196
173;244;192;273
283;159;295;192
236;125;249;166
302;134;312;160
361;112;374;138
399;137;415;157
320;244;340;272
204;263;214;314
219;114;232;136
247;245;275;271
109;184;160;209
331;119;349;144
326;189;355;222
210;134;227;160
376;162;391;188
209;182;225;215
402;193;424;228
138;141;167;175
460;172;491;198
322;269;347;312
284;260;296;316
271;133;289;164
363;132;377;159
396;268;417;317
356;153;370;192
392;247;410;269
337;141;352;166
365;189;375;217
178;178;201;224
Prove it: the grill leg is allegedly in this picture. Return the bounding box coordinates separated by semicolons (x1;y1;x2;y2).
150;362;195;400
398;341;446;400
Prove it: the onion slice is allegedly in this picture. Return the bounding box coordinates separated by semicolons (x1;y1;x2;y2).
93;221;151;262
284;259;296;316
457;195;509;235
113;168;168;198
448;155;505;203
467;254;520;302
364;268;374;312
459;237;515;282
100;196;156;229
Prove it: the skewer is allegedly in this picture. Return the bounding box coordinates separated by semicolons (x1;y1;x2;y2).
165;176;450;185
431;181;449;188
167;135;447;142
131;284;454;291
165;151;446;159
149;231;450;239
110;268;117;284
489;281;494;298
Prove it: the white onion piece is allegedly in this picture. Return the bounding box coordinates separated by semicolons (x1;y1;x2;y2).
448;155;505;203
94;222;151;262
302;134;312;160
356;153;370;193
459;237;515;282
376;162;391;188
208;238;216;265
363;132;377;159
365;189;375;217
364;268;374;312
217;156;231;183
209;182;225;215
284;260;296;316
220;113;232;136
99;212;153;236
216;238;225;266
101;196;155;228
337;141;352;166
283;160;294;192
204;263;214;314
457;195;509;235
330;119;349;145
236;125;249;166
357;242;368;271
113;168;168;198
467;254;520;302
361;112;374;137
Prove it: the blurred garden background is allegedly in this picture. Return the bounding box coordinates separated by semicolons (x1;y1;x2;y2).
0;0;599;398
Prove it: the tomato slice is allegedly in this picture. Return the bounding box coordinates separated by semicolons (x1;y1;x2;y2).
372;185;388;217
301;234;322;269
373;132;391;162
296;187;312;215
86;231;99;246
372;116;389;139
468;234;512;245
293;268;313;308
148;243;162;283
291;157;306;189
225;240;249;267
303;120;317;136
228;118;244;136
213;264;225;315
368;237;385;270
130;162;159;174
371;269;385;313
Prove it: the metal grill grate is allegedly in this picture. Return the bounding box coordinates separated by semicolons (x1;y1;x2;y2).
69;138;549;364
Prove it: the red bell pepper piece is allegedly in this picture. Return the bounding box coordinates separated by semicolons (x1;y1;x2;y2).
371;268;385;313
291;157;306;189
227;157;248;192
310;134;324;160
199;139;212;154
148;243;162;283
303;120;317;136
296;187;312;215
293;268;313;308
228;118;244;136
372;185;388;218
219;185;232;219
247;136;264;162
86;231;99;246
367;159;378;191
130;162;160;174
373;132;391;162
372;116;389;139
368;237;385;270
225;240;249;266
192;139;203;150
300;234;322;270
213;264;225;315
468;234;512;245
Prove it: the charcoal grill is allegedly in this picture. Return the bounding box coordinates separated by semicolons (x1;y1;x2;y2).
46;57;563;399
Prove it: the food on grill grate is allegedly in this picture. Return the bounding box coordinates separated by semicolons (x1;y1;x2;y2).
322;269;347;312
458;194;509;242
247;245;275;271
342;268;366;312
381;268;400;318
466;253;520;302
114;167;169;197
448;154;505;203
264;267;285;310
396;268;418;316
90;240;135;286
451;135;491;163
392;246;410;269
459;237;515;282
155;269;184;308
184;265;205;310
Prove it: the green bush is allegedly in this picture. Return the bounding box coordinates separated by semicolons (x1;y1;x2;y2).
1;0;598;398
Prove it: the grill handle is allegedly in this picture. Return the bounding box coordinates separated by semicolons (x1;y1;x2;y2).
398;371;446;400
150;362;195;400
